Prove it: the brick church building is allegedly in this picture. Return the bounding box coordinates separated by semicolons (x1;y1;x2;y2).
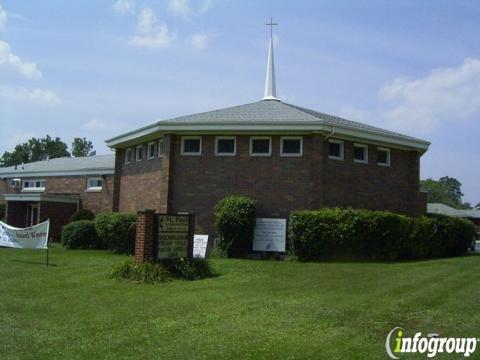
105;32;430;236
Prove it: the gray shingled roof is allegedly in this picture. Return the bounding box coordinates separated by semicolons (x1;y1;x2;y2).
0;154;115;177
106;99;430;149
160;100;422;141
427;203;471;218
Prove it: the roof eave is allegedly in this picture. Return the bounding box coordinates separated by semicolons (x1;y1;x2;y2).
105;121;430;153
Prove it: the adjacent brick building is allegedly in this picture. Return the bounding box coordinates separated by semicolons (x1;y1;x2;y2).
0;155;115;240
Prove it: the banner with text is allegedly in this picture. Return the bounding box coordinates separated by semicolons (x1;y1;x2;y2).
0;220;49;249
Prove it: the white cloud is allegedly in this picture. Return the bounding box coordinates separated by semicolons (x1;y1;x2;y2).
168;0;212;17
168;0;191;17
379;58;480;133
0;40;42;79
0;4;7;31
112;0;135;15
129;8;175;49
190;33;208;50
83;118;113;130
0;87;61;107
198;0;212;14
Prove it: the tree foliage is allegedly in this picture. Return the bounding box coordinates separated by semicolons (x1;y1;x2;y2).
0;135;70;166
420;176;472;209
72;137;95;157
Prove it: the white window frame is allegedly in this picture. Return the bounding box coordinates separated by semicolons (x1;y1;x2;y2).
215;136;236;156
328;139;344;160
377;147;391;167
147;141;156;160
249;136;272;157
158;138;165;157
353;143;368;164
22;179;46;192
136;145;143;162
280;136;303;157
125;148;132;164
86;177;103;192
181;136;202;156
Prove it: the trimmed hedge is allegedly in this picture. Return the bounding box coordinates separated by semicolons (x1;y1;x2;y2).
0;203;5;221
95;212;136;255
69;208;95;223
289;208;475;261
61;220;101;249
215;195;256;258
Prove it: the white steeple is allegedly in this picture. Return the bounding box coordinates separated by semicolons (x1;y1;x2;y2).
263;17;279;101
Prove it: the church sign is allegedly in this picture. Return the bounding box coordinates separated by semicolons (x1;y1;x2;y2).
156;214;194;259
253;218;286;252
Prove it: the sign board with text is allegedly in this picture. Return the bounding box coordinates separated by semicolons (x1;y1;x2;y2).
253;218;286;252
193;234;209;258
156;214;193;259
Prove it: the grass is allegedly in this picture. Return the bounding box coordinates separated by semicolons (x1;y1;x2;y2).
1;246;479;359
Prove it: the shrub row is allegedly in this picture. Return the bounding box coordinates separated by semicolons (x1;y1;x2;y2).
289;208;476;261
215;195;256;258
61;212;136;254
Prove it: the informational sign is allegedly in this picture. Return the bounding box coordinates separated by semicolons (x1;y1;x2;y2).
157;214;192;259
253;218;286;252
0;220;49;249
193;234;208;258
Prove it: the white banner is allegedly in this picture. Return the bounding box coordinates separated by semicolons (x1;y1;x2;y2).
253;218;286;252
0;220;49;249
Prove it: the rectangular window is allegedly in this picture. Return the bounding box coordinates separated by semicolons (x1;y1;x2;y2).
353;143;368;163
158;138;165;156
181;136;202;155
215;137;236;156
281;137;303;156
136;145;143;162
86;177;103;191
328;139;344;160
147;142;155;160
125;148;132;164
377;147;391;166
22;179;45;192
250;137;271;156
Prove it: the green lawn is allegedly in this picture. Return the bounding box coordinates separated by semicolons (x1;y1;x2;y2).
1;247;479;359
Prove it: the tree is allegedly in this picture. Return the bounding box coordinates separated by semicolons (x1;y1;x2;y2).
420;176;471;209
0;135;70;166
71;137;94;157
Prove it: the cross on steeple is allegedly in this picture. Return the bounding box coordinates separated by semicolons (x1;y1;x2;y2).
265;17;278;39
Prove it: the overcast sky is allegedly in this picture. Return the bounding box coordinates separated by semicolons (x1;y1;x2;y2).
0;0;479;204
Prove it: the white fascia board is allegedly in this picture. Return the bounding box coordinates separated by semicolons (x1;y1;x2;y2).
0;168;114;178
3;193;80;204
106;122;430;153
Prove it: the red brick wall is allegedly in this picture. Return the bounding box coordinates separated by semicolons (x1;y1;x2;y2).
114;134;425;237
39;201;78;241
1;175;114;214
5;201;27;227
322;141;422;214
116;136;173;214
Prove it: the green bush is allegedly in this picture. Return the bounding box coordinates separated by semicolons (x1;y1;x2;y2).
95;212;136;254
289;208;476;261
69;208;95;223
215;195;256;258
61;220;101;249
111;258;214;283
0;203;5;221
